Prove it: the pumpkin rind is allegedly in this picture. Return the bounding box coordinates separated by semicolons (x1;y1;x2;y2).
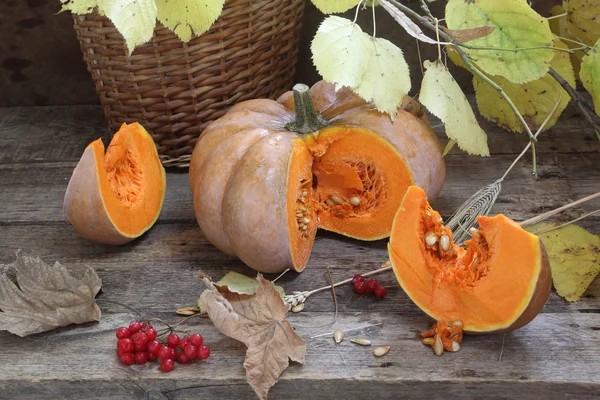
389;186;552;334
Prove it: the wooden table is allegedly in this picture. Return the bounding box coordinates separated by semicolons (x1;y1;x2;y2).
0;105;598;399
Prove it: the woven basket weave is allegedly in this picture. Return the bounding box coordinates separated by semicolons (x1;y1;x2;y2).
72;0;305;167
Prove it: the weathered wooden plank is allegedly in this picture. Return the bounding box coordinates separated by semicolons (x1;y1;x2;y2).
0;312;598;399
0;224;597;315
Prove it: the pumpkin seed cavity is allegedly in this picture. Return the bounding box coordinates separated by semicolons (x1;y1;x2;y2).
105;145;143;207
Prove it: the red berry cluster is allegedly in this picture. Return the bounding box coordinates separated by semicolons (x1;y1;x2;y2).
115;321;211;372
352;275;387;298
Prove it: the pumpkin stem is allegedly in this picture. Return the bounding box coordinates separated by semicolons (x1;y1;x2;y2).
286;83;328;134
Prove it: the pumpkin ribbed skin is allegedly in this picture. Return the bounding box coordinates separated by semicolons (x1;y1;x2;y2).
190;81;445;273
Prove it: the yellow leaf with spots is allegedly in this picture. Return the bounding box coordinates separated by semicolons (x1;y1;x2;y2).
59;0;98;14
474;37;575;132
580;39;600;116
311;0;361;14
549;4;585;80
98;0;157;54
155;0;225;42
445;0;554;84
563;0;600;46
526;223;600;302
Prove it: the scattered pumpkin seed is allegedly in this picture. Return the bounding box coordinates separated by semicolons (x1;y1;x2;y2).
452;320;463;328
451;341;460;352
333;329;344;344
440;235;450;251
421;337;435;345
350;338;372;346
434;335;444;356
176;307;199;316
425;231;438;247
373;345;390;357
291;303;305;313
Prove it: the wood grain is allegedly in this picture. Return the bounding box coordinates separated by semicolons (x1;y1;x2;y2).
0;105;598;399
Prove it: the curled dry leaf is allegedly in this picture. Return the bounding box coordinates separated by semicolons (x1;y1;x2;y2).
199;273;305;400
440;25;495;43
0;251;102;337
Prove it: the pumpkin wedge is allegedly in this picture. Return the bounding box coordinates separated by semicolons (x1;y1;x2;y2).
64;122;166;245
389;186;552;333
190;81;445;273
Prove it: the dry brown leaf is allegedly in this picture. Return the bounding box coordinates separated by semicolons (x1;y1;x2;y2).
199;273;305;400
441;25;496;43
0;250;102;337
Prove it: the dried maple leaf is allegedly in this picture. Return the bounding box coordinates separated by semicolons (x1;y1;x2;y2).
199;273;305;400
0;250;102;337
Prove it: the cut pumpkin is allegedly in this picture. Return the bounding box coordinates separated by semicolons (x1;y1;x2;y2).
389;186;552;333
64;122;166;245
189;81;445;273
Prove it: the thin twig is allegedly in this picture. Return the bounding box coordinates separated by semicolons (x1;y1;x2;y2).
272;268;290;283
310;323;383;339
327;266;339;326
520;192;600;226
547;11;567;20
531;209;600;235
499;333;506;362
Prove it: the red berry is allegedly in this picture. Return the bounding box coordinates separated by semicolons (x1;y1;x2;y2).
148;352;158;361
374;285;387;298
128;321;142;333
160;358;175;372
117;338;134;353
189;333;204;347
116;327;131;339
353;280;367;294
167;334;180;348
140;322;148;330
147;340;161;355
352;274;365;284
176;350;190;364
134;342;147;352
116;348;126;358
366;279;378;292
145;327;157;341
184;345;197;359
120;352;135;365
158;345;174;360
197;345;211;360
135;351;149;365
131;332;148;347
179;338;190;349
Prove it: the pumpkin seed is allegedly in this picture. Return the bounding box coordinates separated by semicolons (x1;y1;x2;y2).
176;307;199;316
440;235;450;251
452;320;463;328
348;196;361;206
434;335;444;356
333;329;344;344
330;194;344;205
350;338;372;346
302;217;311;224
325;199;334;207
451;341;460;352
291;303;305;313
301;225;308;231
421;337;435;345
425;231;438;247
373;345;390;357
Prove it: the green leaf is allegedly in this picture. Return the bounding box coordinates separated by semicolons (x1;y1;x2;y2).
59;0;98;13
354;37;411;116
474;37;576;132
563;0;600;47
98;0;157;55
155;0;225;42
580;39;600;116
445;0;554;84
526;223;600;302
311;16;411;115
311;0;361;14
420;60;490;157
196;272;286;312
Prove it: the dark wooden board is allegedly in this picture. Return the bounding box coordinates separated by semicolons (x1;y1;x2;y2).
0;105;598;399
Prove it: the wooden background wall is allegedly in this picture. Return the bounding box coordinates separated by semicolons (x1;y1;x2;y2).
0;0;561;107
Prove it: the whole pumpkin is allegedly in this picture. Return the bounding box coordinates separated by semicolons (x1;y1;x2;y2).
189;81;445;273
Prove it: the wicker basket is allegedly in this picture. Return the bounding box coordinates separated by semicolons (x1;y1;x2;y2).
72;0;305;167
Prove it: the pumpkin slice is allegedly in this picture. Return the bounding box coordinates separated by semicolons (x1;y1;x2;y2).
64;122;166;245
389;186;551;333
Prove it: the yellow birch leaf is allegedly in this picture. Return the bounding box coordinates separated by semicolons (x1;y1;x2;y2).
526;223;600;302
420;60;489;157
445;0;554;84
98;0;157;54
474;37;575;132
563;0;600;46
580;39;600;116
549;4;584;80
311;0;361;14
155;0;225;42
59;0;98;14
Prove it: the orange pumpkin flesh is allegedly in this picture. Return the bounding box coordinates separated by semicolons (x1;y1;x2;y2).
64;122;166;245
190;82;445;273
389;186;552;333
